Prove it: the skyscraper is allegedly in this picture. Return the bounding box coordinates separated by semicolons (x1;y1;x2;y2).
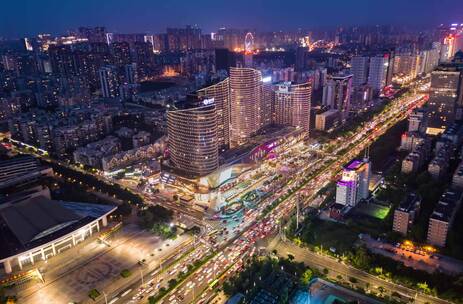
427;65;463;134
261;79;274;128
197;78;231;149
124;63;137;84
351;56;369;88
98;65;120;98
167;104;218;177
274;82;312;132
368;55;390;93
78;27;107;43
229;67;263;147
110;42;131;66
322;74;353;121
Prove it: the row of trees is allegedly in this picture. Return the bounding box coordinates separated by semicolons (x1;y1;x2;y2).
47;160;143;205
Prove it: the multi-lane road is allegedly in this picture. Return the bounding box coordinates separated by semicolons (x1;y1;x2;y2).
134;84;431;304
7;78;431;304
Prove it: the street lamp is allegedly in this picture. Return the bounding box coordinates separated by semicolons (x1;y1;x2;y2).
102;291;108;304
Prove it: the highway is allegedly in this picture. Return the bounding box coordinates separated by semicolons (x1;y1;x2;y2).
144;83;431;304
7;78;432;304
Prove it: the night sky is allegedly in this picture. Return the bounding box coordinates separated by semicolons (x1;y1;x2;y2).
1;0;463;38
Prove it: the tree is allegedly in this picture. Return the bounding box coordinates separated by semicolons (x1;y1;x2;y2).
378;286;385;296
349;277;358;284
168;279;177;288
293;237;302;247
417;282;431;294
350;246;371;270
300;269;313;285
116;201;132;216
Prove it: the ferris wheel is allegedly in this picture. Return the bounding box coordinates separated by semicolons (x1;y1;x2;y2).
244;32;254;52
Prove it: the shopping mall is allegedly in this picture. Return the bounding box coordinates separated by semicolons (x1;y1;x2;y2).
160;126;306;211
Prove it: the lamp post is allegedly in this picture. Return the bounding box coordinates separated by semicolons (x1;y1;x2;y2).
102;291;108;304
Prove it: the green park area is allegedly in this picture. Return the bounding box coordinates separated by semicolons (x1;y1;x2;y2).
353;203;391;220
223;256;315;304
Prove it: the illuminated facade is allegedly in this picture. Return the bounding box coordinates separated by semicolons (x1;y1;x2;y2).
335;158;371;207
197;78;231;149
229;67;263;147
274;82;312;132
427;66;463;134
351;56;369;88
167;104;219;177
0;197;116;274
393;54;421;82
99;65;120;98
161;127;305;210
322;74;352;121
368;55;390;93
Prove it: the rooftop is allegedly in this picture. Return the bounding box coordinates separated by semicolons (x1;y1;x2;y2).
430;190;462;222
397;193;420;212
345;159;365;171
0;196;116;260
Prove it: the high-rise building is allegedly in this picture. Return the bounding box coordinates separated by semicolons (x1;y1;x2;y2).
229;67;263;147
166;25;202;51
427;65;463;134
393;53;421;80
197;78;231;149
110;42;131;66
322;74;352;121
368;55;390;93
132;41;154;79
167;104;218;177
261;79;274;128
274;82;312;132
78;27;107;43
408;107;428;133
351;56;369;88
335;158;371;207
124;63;138;84
99;65;120;98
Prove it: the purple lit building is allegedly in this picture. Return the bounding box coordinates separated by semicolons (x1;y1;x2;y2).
335;158;371;207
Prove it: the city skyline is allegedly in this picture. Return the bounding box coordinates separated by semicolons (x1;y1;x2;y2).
2;2;463;304
2;0;463;38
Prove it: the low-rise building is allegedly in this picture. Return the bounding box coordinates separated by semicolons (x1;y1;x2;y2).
315;109;340;131
393;193;421;235
401;141;431;174
0;156;53;192
442;123;463;147
427;190;462;247
73;136;121;168
0;194;116;274
452;160;463;190
132;131;151;149
400;131;426;151
428;158;449;180
428;141;453;180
